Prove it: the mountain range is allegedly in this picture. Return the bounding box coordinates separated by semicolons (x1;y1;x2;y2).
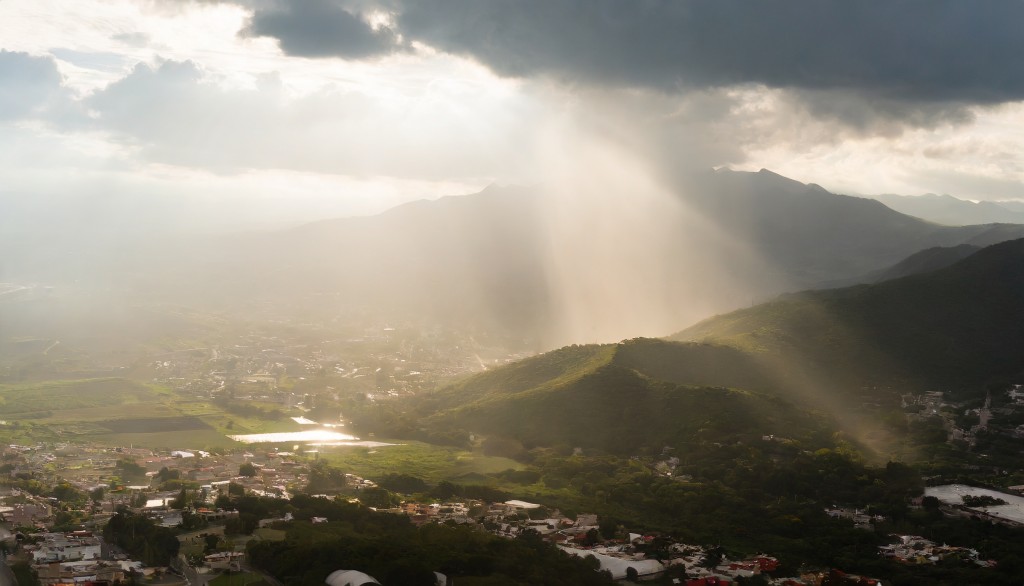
872;192;1024;226
5;168;1024;348
171;169;1024;345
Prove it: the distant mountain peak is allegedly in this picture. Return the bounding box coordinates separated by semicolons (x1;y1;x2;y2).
873;191;1024;226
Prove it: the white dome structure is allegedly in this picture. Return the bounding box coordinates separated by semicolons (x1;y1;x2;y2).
325;570;380;586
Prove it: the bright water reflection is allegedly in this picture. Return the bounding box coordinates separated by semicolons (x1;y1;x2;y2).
229;430;359;443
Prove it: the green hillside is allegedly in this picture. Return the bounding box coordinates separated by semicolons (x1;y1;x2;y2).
417;339;832;454
675;237;1024;395
869;243;980;283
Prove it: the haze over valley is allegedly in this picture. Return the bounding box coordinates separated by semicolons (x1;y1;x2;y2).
5;2;1024;585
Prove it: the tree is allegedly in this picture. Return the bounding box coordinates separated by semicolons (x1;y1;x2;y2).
180;511;208;531
131;491;148;508
225;512;258;536
239;462;257;477
306;461;346;493
103;509;180;566
116;459;147;479
583;528;602;546
155;467;180;484
430;481;459;500
52;482;86;505
382;560;436;586
359;487;398;509
378;474;428;494
170;488;189;509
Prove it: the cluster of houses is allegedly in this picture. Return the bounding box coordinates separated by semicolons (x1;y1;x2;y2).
878;535;995;567
150;323;523;404
11;530;153;586
394;501;471;526
902;386;1024;447
0;501;52;528
1;442;314;514
382;498;885;585
28;531;103;562
10;440;1006;586
32;559;132;586
824;507;885;531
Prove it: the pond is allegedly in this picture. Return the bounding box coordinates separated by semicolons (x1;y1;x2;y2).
229;430;359;443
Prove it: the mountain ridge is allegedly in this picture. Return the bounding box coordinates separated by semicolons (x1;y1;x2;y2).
674;237;1024;393
873;192;1024;226
7;169;1024;349
414;338;833;454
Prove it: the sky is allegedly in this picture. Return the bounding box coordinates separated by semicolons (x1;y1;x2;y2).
4;0;1024;230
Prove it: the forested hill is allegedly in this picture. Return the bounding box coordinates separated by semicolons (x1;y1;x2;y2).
866;243;981;284
413;339;835;455
674;237;1024;395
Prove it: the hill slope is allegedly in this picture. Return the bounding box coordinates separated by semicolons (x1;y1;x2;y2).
818;244;982;288
417;339;832;454
674;238;1024;394
869;244;981;283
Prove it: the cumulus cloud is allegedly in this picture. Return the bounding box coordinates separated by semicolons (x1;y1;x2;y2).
0;51;68;121
112;32;153;47
244;0;404;58
77;59;537;180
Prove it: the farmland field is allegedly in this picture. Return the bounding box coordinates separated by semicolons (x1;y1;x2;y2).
90;430;236;450
0;378;163;416
0;377;305;449
95;416;211;433
317;441;524;483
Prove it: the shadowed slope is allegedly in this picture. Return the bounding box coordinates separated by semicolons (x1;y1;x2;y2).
674;238;1024;394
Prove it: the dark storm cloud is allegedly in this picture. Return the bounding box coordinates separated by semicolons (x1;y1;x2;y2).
244;0;404;59
393;0;1024;105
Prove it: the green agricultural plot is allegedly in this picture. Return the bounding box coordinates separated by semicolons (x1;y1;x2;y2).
31;403;182;423
317;441;524;484
170;399;303;437
90;430;236;450
0;377;293;449
0;378;163;416
96;416;212;433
